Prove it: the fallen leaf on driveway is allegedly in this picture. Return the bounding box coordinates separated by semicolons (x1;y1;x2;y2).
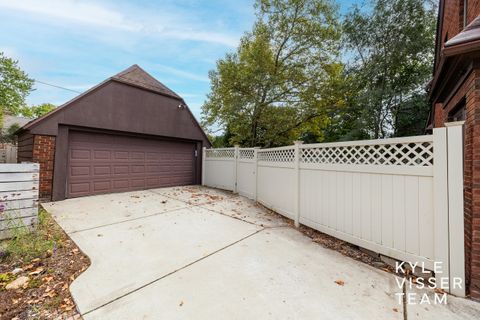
334;280;345;286
434;288;446;295
392;308;398;312
179;301;184;307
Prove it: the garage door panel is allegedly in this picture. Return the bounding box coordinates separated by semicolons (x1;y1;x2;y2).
113;180;129;189
67;131;196;198
93;166;111;176
71;149;91;160
93;150;111;160
130;179;145;188
113;165;129;175
70;182;91;194
114;151;129;160
93;181;111;192
130;152;145;160
131;165;145;173
71;166;90;177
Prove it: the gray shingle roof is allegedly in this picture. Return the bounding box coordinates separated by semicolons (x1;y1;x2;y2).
2;114;30;132
112;64;181;99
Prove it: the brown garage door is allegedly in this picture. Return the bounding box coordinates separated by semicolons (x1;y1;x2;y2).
67;131;196;198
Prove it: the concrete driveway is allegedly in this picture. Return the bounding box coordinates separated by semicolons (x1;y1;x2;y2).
43;186;480;320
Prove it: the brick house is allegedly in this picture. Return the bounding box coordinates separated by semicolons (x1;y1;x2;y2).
427;0;480;300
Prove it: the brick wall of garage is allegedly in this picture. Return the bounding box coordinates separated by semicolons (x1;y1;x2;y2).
32;135;56;201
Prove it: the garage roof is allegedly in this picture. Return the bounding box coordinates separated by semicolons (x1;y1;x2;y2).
21;65;185;131
112;64;181;99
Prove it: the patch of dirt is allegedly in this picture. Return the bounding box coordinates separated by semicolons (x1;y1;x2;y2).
0;213;90;319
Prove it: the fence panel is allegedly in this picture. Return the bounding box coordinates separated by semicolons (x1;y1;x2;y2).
237;148;256;199
0;163;40;239
202;124;465;295
203;148;236;191
298;135;436;269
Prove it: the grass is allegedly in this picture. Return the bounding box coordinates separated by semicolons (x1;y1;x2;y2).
1;209;64;264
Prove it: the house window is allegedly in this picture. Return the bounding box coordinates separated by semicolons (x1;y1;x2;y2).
449;98;466;122
460;0;468;28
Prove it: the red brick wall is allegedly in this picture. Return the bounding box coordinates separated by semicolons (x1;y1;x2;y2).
32;135;56;201
434;0;480;301
468;0;480;23
433;103;444;127
464;68;480;300
436;67;480;300
448;70;479;299
440;0;480;45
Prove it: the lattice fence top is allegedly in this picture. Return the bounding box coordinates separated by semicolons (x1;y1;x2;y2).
205;148;235;159
301;141;434;166
258;148;295;162
239;149;255;160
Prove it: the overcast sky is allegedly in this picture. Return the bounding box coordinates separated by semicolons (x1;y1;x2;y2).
0;0;359;120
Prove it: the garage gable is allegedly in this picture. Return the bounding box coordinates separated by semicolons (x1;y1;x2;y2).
21;65;211;147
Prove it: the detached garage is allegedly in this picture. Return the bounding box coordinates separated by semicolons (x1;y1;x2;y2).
17;65;211;201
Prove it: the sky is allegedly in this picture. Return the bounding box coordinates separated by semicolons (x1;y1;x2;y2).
0;0;359;121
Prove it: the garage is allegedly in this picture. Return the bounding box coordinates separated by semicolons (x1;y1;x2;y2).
68;131;196;198
16;64;211;201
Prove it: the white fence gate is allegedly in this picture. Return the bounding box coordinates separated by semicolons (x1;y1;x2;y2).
203;122;465;297
0;163;40;239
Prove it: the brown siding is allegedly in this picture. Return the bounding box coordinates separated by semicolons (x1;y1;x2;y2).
27;81;210;148
17;132;34;163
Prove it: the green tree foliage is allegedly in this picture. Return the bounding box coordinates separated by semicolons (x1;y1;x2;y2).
341;0;437;138
0;122;21;143
202;0;342;147
0;52;34;127
20;103;56;118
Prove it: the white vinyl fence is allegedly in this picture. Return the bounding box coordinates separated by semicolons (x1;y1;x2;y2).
203;122;465;297
0;163;40;239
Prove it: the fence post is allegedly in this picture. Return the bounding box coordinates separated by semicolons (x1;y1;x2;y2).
293;140;303;227
445;121;466;297
233;145;239;193
253;147;260;201
433;127;450;293
202;147;206;186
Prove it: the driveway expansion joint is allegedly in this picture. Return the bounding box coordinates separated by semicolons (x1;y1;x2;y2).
81;227;266;317
64;204;192;235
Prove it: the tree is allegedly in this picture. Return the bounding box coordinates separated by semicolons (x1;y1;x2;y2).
202;0;341;147
20;103;56;118
0;123;20;143
342;0;437;138
0;52;34;127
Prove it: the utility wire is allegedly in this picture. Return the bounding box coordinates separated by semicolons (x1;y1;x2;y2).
34;79;82;94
